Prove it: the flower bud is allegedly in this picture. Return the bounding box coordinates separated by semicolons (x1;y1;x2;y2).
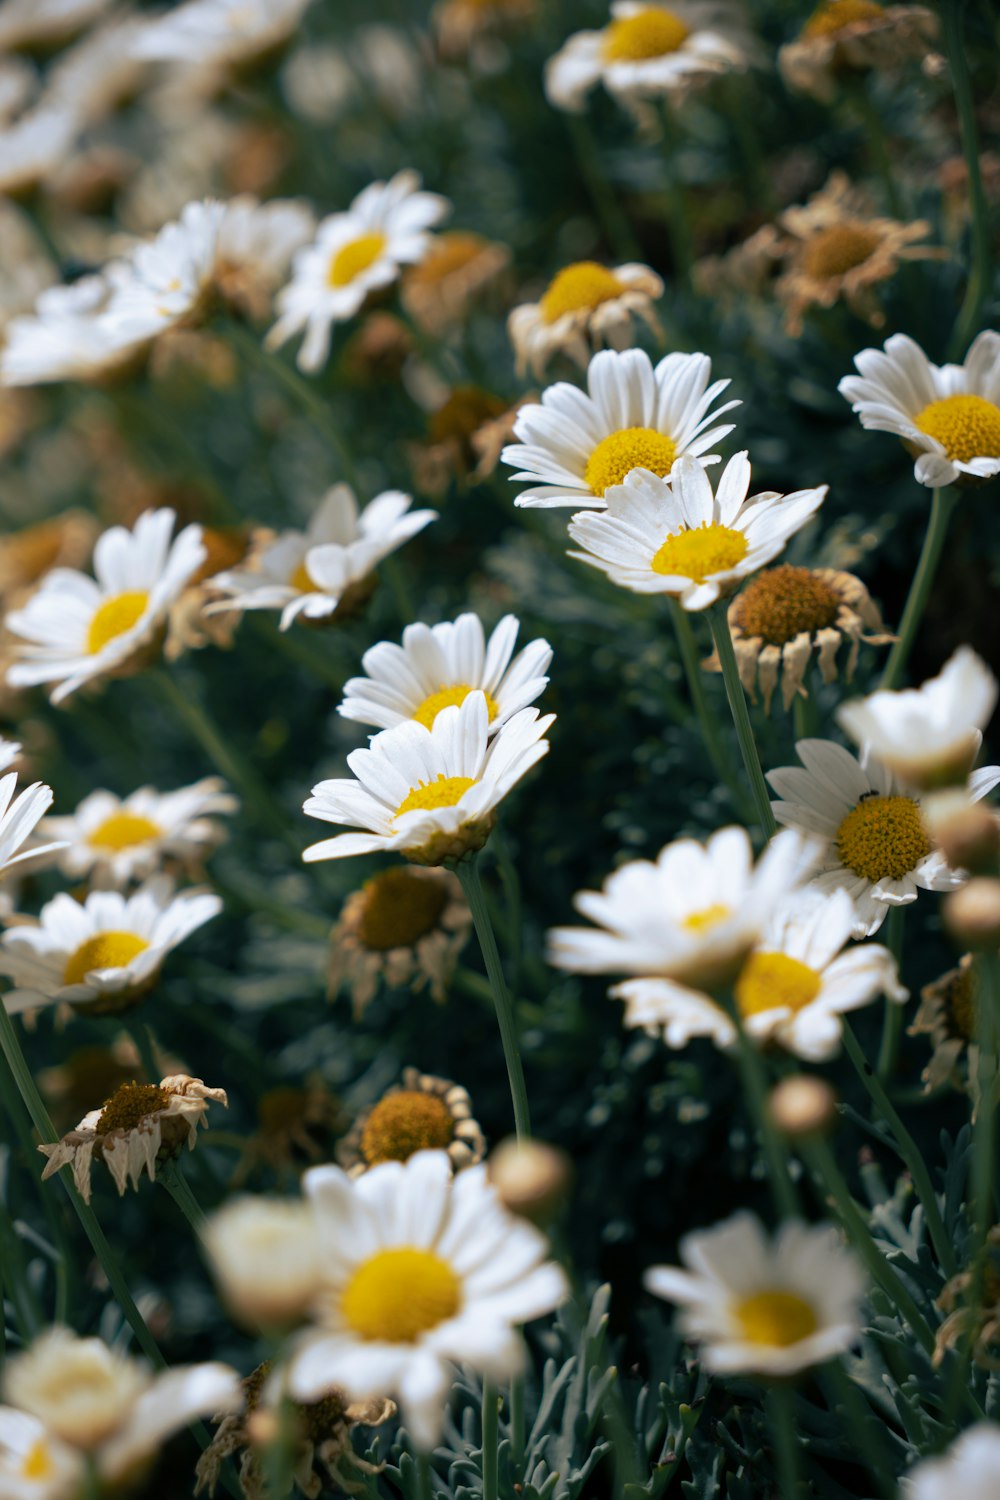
767;1075;838;1139
943;879;1000;951
487;1138;572;1225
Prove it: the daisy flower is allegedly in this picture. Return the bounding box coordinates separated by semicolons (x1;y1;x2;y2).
779;2;937;104
39;777;237;889
545;2;750;115
267;171;450;372
0;739;21;774
508;260;664;378
204;1198;325;1330
567;452;828;610
303;692;553;867
401;231;510;335
911;953;977;1094
548;824;820;998
644;1211;865;1376
287;1150;568;1448
206;485;436;630
501;347;739;509
0;876;222;1018
101;200;227;348
0;1407;82;1499
836;646;998;789
1;1328;240;1486
904;1424;1000;1500
838;331;1000;489
0;276;142;388
338;1068;486;1178
339;611;552;734
133;0;314;72
38;1074;228;1203
213;195;317;320
767;739;1000;937
0;774;66;883
4;508;206;704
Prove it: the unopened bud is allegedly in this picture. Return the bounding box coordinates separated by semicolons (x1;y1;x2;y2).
487;1138;572;1225
767;1075;837;1139
932;802;1000;876
944;879;1000;950
246;1409;280;1448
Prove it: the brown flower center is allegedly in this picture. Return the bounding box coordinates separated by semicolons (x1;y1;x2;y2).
800;223;882;279
732;565;841;645
360;1090;456;1165
95;1082;169;1135
428;386;506;445
356;868;449;951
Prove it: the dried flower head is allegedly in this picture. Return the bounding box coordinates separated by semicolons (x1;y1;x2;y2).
409;386;511;498
779;2;938;103
933;1227;1000;1371
433;0;536;61
508;260;663;377
233;1077;343;1185
401;231;510;334
911;955;978;1095
338;1068;485;1177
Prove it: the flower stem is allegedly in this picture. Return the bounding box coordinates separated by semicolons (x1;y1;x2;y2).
482;1380;499;1500
942;0;994;358
160;1159;208;1233
509;1376;525;1474
456;857;531;1141
876;904;905;1082
730;1016;800;1221
710;608;777;838
668;601;751;820
416;1450;434;1500
879;488;957;690
766;1384;801;1500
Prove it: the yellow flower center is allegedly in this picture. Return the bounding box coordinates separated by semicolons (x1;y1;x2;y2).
86;591;150;655
413;684;500;730
603;7;690;61
356;868;449;950
800;223;883;279
836;793;930;882
682;903;731;933
21;1439;55;1481
801;0;883;39
539;262;625;323
735;1289;819;1347
341;1247;462;1342
651;522;748;583
735;951;823;1019
290;557;317;593
95;1081;170;1135
360;1090;456;1166
732;564;841;646
913;394;1000;465
328;232;388;288
395;775;477;819
584;427;678;496
87;811;162;852
63;932;150;987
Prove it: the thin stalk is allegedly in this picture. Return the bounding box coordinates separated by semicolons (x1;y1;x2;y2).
730;1017;799;1221
766;1384;800;1500
668;600;750;818
416;1450;434;1500
125;1018;160;1085
510;1375;525;1474
942;0;993;357
710;608;777;837
456;858;531;1140
160;1160;208;1234
0;1192;41;1338
876;905;905;1082
482;1380;499;1500
880;489;957;689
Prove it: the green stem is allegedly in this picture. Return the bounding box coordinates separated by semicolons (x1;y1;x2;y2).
880;488;957;689
821;1362;895;1499
876;905;905;1083
942;0;993;358
509;1375;525;1475
456;858;531;1141
668;600;750;819
730;1017;800;1221
125;1018;160;1085
160;1160;208;1233
482;1380;499;1500
710;608;777;837
0;1192;40;1338
416;1450;434;1500
766;1384;801;1500
841;1023;957;1277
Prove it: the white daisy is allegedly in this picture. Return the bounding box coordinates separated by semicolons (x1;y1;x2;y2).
644;1211;865;1376
267;171;450;372
904;1423;1000;1500
0;739;21;774
339;612;552;734
287;1150;569;1449
0;0;114;53
567;451;828;609
545;2;750;115
836;645;999;789
547;824;820;997
838;331;1000;488
4;508;206;704
508;260;664;378
0;876;222;1018
1;1328;240;1485
303;691;554;867
101;200;227;347
133;0;314;71
0;276;143;389
767;738;1000;937
206;486;437;631
39;777;237;889
500;347;739;510
213;194;317;320
0;1409;82;1500
0;775;67;884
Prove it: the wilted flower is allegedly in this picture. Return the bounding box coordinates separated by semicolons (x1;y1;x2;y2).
933;1229;1000;1372
401;231;510;334
911;954;979;1094
508;260;663;377
433;0;536;61
779;2;937;104
338;1068;485;1177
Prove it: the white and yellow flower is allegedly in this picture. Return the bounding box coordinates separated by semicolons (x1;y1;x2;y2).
0;1408;82;1500
767;739;1000;937
0;876;222;1017
133;0;314;72
501;347;739;509
287;1150;568;1448
4;508;206;704
836;646;998;789
0;774;66;883
904;1423;1000;1500
567;451;827;609
0;276;142;388
101;199;227;347
545;3;750;115
838;331;1000;489
303;691;554;867
339;612;552;734
644;1211;865;1376
39;777;237;889
267;171;450;372
206;485;437;630
508;260;664;377
213;195;317;320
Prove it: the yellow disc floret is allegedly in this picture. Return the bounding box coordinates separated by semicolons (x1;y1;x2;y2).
735;1289;819;1347
21;1440;56;1482
360;1090;456;1166
800;224;882;279
413;684;499;730
836;793;930;882
95;1082;170;1136
395;775;477;819
63;932;150;986
290;558;317;593
682;903;731;933
341;1247;462;1342
356;868;449;950
735;951;823;1019
87;591;150;655
603;7;690;61
540;263;625;323
328;233;388;289
732;565;841;645
584;427;678;495
913;394;1000;465
87;812;162;851
801;0;883;39
652;523;748;583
